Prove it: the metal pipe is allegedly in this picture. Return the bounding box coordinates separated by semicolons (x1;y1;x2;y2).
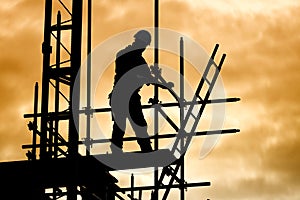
40;0;53;160
22;129;240;149
179;37;185;200
24;97;240;119
119;182;211;192
154;0;159;199
131;174;134;199
32;82;38;160
67;1;83;199
68;0;83;158
54;11;61;159
86;0;92;156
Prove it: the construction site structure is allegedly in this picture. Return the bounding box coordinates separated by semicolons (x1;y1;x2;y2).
0;0;240;199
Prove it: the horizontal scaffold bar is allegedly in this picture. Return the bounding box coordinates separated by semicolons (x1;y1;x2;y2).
22;129;240;149
23;97;240;118
117;181;211;192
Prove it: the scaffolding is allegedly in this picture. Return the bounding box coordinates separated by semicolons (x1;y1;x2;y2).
0;0;239;199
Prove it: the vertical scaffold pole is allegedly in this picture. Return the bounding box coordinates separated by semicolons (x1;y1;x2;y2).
67;0;83;199
179;37;185;200
54;11;61;159
32;82;38;160
68;0;83;158
86;0;92;156
154;0;159;199
40;0;52;160
131;174;135;199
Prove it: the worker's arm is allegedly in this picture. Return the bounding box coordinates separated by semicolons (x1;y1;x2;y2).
136;64;156;84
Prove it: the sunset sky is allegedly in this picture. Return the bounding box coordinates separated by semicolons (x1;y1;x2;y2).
0;0;300;199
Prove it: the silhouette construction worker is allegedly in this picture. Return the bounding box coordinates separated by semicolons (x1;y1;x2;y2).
109;30;154;154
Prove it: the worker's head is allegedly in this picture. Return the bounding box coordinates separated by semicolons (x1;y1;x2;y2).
133;30;151;49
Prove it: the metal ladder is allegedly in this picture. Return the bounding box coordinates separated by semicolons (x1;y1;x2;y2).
152;44;226;200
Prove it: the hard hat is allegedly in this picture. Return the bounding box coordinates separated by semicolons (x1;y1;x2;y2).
134;30;151;45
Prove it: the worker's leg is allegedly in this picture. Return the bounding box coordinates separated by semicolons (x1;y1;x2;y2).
110;105;126;153
129;93;153;152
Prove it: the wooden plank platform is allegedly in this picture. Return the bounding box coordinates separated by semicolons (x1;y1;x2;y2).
0;156;118;199
95;149;178;171
0;149;178;198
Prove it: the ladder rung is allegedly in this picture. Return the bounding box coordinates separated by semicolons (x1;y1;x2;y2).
50;67;72;75
190;113;197;119
213;62;218;68
175;147;180;153
205;78;211;85
209;59;218;68
165;166;181;183
51;24;72;31
167;166;175;173
58;77;71;85
196;95;203;101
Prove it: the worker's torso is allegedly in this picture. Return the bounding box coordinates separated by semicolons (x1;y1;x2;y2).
113;45;147;87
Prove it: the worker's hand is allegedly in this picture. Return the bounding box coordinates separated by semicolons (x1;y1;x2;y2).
150;65;161;76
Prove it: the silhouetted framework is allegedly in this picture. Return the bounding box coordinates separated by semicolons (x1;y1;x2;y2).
0;0;240;200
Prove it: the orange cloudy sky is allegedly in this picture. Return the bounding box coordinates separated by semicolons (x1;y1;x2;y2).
1;0;300;199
